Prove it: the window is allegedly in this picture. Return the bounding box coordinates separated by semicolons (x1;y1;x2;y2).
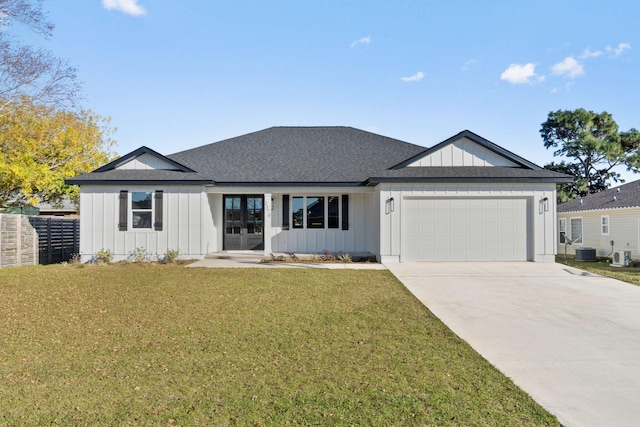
225;196;241;234
558;218;566;244
570;217;583;244
118;190;163;231
327;196;339;228
288;195;346;230
601;215;609;235
132;192;153;229
306;197;324;228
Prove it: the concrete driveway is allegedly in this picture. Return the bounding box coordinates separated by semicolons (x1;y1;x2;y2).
385;261;640;427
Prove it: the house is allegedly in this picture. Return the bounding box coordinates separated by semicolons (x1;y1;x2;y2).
66;127;571;263
557;179;640;260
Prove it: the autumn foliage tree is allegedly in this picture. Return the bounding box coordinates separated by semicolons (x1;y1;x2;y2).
0;97;116;207
0;1;116;208
541;109;640;202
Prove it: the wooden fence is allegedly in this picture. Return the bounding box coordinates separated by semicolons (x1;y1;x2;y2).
0;214;38;268
0;214;80;267
30;217;80;265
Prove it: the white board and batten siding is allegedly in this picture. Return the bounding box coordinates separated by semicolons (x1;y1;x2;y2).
407;138;519;167
557;208;640;259
79;185;215;262
269;192;376;254
116;153;179;170
378;183;557;263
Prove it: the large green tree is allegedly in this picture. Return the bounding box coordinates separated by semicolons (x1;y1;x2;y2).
541;108;640;202
0;97;116;207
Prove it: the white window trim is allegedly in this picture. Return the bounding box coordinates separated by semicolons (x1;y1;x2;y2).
130;191;155;230
601;215;610;235
569;216;583;245
290;195;342;230
558;218;566;244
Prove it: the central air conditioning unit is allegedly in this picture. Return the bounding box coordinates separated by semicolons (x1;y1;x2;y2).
612;251;632;267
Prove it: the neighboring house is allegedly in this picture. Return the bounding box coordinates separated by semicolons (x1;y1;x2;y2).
557;179;640;259
37;199;79;217
66;127;571;263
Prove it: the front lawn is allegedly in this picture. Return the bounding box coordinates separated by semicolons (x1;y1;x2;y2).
0;264;557;426
557;256;640;285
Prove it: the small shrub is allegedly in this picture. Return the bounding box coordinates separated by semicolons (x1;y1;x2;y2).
129;247;151;263
339;253;352;263
70;253;82;265
163;249;180;263
320;249;336;261
309;253;320;262
95;248;114;263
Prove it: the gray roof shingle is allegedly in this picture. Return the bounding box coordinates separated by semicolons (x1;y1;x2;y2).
558;179;640;213
167;126;426;183
367;166;571;184
67;126;572;186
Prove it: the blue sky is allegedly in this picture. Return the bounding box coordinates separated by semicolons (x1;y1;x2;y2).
41;0;638;179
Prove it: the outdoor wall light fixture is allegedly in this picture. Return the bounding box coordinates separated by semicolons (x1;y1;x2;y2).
386;197;395;213
539;197;549;214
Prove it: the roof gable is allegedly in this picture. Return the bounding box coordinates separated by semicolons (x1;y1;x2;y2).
95;146;195;173
393;130;542;170
68;127;571;186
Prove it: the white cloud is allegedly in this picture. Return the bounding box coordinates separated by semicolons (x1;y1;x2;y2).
401;71;425;82
579;48;603;59
350;36;371;48
500;63;538;84
607;42;631;57
102;0;146;16
551;57;584;78
461;59;478;72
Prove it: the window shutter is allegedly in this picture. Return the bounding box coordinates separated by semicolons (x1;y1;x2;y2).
154;191;163;231
118;191;128;231
282;195;290;230
341;194;349;230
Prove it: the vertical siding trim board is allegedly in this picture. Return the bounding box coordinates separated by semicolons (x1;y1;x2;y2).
118;191;128;231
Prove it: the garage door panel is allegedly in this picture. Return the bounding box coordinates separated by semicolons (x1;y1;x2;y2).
402;197;528;261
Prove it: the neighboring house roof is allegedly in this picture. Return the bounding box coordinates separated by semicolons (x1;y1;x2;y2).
558;179;640;213
67;126;572;186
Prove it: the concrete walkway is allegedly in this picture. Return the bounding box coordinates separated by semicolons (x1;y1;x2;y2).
188;254;386;269
386;261;640;427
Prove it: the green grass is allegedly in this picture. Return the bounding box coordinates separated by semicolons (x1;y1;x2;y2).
0;264;558;426
557;256;640;285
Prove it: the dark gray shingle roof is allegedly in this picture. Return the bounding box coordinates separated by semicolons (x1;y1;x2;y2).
167;126;426;183
67;126;572;186
68;169;211;185
368;166;572;184
558;179;640;213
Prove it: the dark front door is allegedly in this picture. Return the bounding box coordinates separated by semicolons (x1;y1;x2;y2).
224;195;264;250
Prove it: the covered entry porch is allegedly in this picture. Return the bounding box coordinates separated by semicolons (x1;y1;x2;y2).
205;187;377;257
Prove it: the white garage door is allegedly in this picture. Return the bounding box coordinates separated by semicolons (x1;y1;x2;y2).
402;198;529;261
